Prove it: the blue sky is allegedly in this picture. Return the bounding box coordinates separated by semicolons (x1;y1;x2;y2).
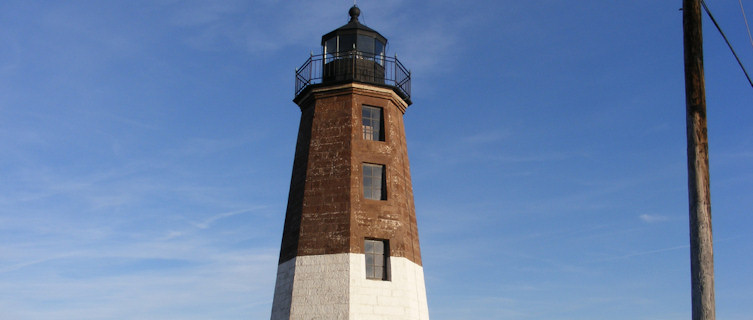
1;1;751;319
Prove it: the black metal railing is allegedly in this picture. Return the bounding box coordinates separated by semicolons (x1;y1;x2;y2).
295;51;411;100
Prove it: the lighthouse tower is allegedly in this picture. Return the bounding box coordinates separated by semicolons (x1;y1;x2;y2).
271;6;429;320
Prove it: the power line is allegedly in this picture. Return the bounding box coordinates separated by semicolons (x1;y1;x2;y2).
701;0;753;89
738;0;753;51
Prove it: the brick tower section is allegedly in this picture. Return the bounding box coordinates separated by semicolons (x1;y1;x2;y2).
271;83;429;319
280;83;421;265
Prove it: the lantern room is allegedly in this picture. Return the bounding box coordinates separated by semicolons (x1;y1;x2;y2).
321;6;387;61
293;5;411;105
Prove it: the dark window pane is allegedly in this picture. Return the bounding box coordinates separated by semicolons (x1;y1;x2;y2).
340;35;356;52
363;163;385;200
365;239;389;280
362;106;383;141
375;41;385;65
357;35;375;55
325;37;337;55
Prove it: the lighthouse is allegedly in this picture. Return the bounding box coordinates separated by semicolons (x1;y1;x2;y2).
271;6;429;319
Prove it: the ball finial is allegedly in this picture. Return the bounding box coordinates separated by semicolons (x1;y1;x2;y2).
348;5;360;21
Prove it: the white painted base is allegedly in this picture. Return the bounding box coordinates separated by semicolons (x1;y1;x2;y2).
271;253;429;320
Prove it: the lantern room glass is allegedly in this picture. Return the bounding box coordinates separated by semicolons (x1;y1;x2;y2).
323;35;386;65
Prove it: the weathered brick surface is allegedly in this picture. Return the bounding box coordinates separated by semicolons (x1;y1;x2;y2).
349;85;422;266
278;83;422;266
278;106;313;264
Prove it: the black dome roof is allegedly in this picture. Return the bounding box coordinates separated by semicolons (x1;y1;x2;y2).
321;6;387;46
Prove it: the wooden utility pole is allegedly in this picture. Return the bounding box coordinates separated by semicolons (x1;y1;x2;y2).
682;0;715;319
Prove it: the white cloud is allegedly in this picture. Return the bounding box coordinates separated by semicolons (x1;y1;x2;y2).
156;0;467;76
161;0;342;54
639;214;669;223
190;206;265;230
0;244;278;319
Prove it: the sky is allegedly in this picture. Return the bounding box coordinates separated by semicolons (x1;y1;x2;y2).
0;1;751;319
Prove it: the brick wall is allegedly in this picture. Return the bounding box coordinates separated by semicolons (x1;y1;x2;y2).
278;83;421;266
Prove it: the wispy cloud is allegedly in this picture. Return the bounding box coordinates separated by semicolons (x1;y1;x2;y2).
162;0;342;54
0;241;278;319
417;129;579;168
639;214;669;223
158;0;468;77
589;244;688;263
190;206;266;230
0;253;76;274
